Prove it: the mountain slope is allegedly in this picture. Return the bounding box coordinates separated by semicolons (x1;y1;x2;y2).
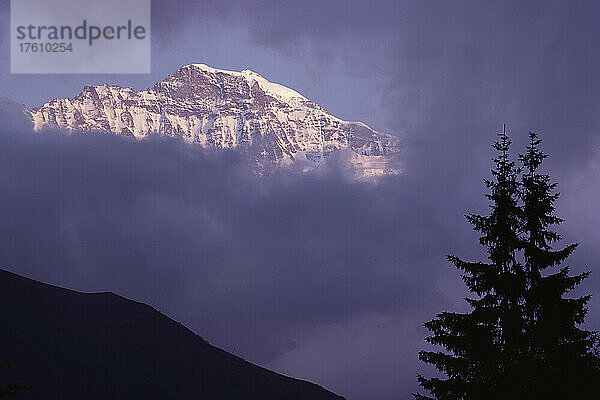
0;268;344;400
27;64;401;176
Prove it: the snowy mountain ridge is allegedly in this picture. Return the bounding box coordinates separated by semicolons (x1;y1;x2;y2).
189;64;308;103
27;64;401;177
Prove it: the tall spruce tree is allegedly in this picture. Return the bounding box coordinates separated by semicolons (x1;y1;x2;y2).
415;128;524;399
415;129;600;399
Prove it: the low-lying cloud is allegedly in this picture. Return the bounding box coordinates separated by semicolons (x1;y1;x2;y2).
0;112;482;398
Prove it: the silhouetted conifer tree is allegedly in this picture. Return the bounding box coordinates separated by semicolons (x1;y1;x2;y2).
414;128;600;399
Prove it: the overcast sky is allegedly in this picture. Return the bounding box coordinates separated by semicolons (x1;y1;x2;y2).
1;1;599;399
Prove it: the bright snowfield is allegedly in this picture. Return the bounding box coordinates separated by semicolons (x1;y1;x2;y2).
28;64;402;178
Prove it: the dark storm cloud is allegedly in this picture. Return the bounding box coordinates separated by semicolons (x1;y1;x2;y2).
387;1;600;169
151;0;600;166
0;117;477;398
150;0;402;45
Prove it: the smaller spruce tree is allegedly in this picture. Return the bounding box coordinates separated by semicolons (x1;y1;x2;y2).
517;131;600;398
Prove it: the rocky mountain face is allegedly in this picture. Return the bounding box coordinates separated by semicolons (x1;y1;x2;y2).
27;64;401;176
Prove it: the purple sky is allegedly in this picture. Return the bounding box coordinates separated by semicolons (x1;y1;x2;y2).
1;1;600;398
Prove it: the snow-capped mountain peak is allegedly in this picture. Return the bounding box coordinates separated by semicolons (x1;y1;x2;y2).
188;64;307;103
27;63;401;177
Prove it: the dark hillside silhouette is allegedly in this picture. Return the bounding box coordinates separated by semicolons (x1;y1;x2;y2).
0;268;344;400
